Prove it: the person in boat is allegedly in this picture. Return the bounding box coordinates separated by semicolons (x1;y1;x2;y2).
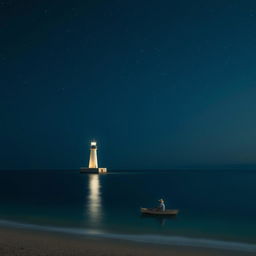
157;198;165;211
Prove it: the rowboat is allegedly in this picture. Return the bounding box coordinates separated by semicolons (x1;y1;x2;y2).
140;208;179;216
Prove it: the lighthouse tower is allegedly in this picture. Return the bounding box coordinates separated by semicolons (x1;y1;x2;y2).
80;141;107;174
89;141;98;168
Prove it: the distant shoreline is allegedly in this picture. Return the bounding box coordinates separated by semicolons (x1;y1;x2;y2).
0;168;256;172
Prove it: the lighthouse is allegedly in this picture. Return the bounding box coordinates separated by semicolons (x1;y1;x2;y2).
89;141;98;168
80;141;107;174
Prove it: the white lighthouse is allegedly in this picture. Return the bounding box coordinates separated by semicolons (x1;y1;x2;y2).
89;141;98;168
80;141;107;174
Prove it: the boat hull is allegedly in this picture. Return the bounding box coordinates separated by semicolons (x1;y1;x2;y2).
140;208;179;216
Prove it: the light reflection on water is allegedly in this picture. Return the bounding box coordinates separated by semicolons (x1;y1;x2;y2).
0;171;256;243
86;174;102;225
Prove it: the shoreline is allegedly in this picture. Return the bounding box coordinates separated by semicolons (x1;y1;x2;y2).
0;220;255;256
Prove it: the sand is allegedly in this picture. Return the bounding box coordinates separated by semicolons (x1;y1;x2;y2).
0;227;253;256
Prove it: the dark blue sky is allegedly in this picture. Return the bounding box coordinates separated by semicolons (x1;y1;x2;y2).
1;0;256;170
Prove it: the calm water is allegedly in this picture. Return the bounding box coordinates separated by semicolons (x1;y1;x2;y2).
0;170;255;245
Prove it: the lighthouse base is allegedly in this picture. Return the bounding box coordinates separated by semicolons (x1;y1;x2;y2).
80;167;107;174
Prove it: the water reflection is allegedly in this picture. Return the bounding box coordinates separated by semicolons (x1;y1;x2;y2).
140;214;177;227
86;174;102;225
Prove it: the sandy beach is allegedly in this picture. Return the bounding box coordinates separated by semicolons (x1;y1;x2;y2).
0;226;254;256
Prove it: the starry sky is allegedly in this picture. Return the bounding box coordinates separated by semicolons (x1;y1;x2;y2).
1;0;256;170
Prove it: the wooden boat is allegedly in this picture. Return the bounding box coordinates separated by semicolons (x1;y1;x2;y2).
140;208;179;216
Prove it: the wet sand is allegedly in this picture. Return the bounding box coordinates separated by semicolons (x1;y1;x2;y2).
0;227;254;256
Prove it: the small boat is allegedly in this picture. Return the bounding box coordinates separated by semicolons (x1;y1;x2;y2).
140;208;179;216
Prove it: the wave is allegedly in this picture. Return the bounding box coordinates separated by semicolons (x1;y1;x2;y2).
0;219;256;253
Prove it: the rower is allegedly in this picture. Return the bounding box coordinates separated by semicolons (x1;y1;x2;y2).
158;198;165;211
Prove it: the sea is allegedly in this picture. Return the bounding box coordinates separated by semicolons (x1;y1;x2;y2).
0;169;256;252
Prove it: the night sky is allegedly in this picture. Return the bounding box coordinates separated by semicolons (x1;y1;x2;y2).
1;1;256;170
